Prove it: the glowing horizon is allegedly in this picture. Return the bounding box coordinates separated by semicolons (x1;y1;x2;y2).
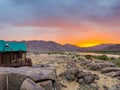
0;0;120;47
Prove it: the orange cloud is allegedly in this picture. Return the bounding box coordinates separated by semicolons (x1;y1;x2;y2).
2;18;120;47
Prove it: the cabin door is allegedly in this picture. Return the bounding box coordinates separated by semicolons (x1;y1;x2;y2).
2;53;11;64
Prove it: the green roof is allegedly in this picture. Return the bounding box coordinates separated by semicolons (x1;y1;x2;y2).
0;40;27;52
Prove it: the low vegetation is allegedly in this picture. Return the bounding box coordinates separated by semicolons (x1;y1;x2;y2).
47;51;120;67
87;51;120;55
84;54;120;67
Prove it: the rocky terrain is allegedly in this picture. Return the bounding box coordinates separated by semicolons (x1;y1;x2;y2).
0;66;60;90
27;52;120;90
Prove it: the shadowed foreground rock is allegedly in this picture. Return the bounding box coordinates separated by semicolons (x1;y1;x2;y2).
0;66;61;90
109;83;120;90
21;78;45;90
62;68;100;90
86;62;116;71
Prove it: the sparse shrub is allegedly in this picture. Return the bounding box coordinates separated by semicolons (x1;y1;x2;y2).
109;57;116;60
118;57;120;60
78;56;83;60
94;55;109;60
71;56;75;59
48;52;51;55
84;55;93;60
112;59;120;67
68;53;72;56
75;54;80;57
59;52;65;55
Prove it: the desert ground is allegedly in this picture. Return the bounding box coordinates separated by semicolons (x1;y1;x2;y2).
27;52;120;90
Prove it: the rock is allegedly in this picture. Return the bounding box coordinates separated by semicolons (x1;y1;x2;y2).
90;83;100;90
102;67;120;73
84;75;94;84
80;60;91;66
65;74;75;81
77;71;86;79
78;79;85;84
8;73;27;90
92;74;99;80
56;82;62;90
78;83;99;90
86;62;116;71
59;72;64;77
0;74;7;90
105;71;120;77
0;67;61;90
109;83;120;90
64;68;79;81
103;85;109;90
0;66;57;82
39;80;53;90
87;63;101;70
20;78;45;90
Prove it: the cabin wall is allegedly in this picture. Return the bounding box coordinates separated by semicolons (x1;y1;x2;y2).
0;51;26;65
13;53;17;59
0;53;1;64
22;52;26;59
1;53;11;64
12;52;26;60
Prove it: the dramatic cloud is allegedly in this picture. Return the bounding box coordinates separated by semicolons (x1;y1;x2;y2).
0;0;120;46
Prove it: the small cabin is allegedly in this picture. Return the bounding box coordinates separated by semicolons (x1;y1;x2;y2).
0;40;32;67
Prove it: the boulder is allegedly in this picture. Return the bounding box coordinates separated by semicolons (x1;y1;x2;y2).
84;75;94;84
39;80;53;90
86;62;116;71
20;78;45;90
103;85;109;90
102;67;120;73
77;72;99;85
105;71;120;77
65;73;75;81
78;83;99;90
64;68;79;81
0;66;57;82
109;83;120;90
87;63;101;70
77;71;86;79
0;66;61;90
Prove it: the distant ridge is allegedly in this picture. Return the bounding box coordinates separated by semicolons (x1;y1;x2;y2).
8;40;120;52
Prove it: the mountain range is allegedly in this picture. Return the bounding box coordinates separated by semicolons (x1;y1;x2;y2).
24;40;120;52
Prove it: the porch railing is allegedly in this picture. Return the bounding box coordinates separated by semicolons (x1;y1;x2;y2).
1;58;32;67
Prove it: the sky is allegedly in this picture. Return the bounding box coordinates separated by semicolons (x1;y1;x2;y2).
0;0;120;47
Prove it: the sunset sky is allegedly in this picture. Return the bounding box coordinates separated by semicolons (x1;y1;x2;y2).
0;0;120;47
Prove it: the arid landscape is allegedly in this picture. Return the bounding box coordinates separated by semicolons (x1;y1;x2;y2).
1;0;120;90
27;51;120;90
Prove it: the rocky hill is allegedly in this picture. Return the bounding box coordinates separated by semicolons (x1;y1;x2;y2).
9;40;120;52
25;40;120;52
102;44;120;51
25;40;82;52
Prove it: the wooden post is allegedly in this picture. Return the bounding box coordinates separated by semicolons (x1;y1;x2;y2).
19;51;22;58
25;52;26;59
0;53;1;65
10;52;13;64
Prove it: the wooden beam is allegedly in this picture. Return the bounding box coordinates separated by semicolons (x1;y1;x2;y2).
0;53;1;65
10;52;13;63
